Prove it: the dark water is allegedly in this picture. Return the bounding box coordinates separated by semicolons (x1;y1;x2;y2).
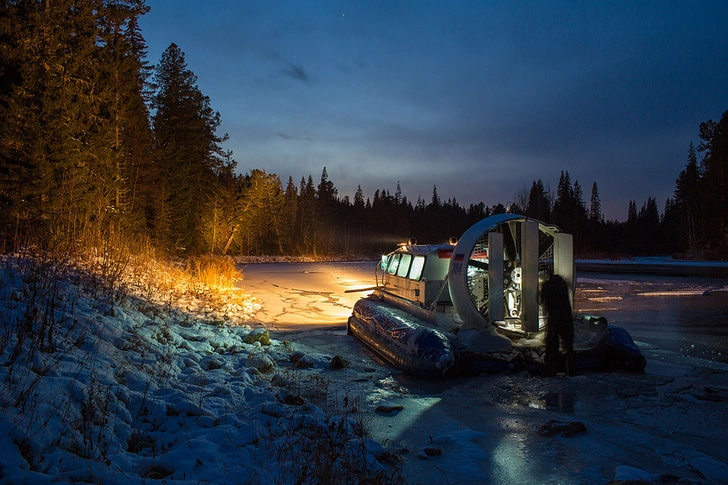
576;272;728;364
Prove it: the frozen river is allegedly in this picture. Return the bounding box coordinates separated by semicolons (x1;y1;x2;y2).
576;272;728;364
238;261;728;484
239;261;728;363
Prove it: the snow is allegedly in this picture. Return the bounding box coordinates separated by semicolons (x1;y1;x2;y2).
2;256;728;484
0;254;394;484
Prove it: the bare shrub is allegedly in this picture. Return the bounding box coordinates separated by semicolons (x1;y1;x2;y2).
270;370;404;485
82;232;132;305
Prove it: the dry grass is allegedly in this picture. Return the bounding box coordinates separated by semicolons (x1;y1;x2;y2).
109;249;245;304
187;255;241;289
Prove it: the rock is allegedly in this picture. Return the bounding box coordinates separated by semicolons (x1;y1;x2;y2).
260;402;286;418
284;393;305;406
295;357;314;369
638;386;658;397
376;450;402;465
693;386;728;402
538;420;586;437
204;359;223;371
245;328;270;346
417;447;442;459
289;351;305;363
246;353;276;373
375;402;404;415
329;355;347;370
270;374;289;387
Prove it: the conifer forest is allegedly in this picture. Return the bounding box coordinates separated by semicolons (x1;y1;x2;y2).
1;0;727;259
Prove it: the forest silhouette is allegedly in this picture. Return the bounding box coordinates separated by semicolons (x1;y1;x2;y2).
1;1;726;259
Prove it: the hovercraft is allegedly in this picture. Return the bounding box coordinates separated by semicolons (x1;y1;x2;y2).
347;214;646;378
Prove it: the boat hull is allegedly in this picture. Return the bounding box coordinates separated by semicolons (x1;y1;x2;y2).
349;297;646;377
348;298;455;378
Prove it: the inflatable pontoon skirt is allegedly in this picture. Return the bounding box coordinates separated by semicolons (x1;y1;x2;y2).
348;298;455;378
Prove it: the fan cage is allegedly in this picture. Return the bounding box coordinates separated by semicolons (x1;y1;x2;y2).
466;223;555;324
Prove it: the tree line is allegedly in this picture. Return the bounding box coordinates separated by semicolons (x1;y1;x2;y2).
1;1;726;259
513;109;728;260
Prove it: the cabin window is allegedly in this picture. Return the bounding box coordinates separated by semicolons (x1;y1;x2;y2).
397;254;412;277
387;254;401;275
409;256;425;280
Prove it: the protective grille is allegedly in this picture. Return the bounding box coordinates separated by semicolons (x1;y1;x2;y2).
466;222;556;323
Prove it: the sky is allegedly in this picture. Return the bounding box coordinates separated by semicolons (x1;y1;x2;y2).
139;0;728;221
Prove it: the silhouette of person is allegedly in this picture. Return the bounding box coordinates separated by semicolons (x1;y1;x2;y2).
540;274;574;376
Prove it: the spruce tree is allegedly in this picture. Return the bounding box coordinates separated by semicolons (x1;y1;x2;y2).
589;182;602;224
281;176;298;254
151;43;229;252
674;142;701;250
697;111;728;249
526;179;550;222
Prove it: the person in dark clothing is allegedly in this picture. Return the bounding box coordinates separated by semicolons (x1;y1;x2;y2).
540;274;575;376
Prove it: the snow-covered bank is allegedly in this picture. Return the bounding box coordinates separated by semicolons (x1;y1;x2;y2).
0;254;401;484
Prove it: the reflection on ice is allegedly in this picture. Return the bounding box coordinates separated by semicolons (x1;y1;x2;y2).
587;296;623;302
543;391;576;413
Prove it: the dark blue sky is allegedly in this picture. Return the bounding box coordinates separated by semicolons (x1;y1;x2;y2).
139;1;728;220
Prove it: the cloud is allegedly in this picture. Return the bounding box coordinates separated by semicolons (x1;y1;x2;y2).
282;63;309;84
261;50;311;84
277;132;313;142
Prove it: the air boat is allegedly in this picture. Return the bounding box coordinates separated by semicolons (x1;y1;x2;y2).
347;214;646;378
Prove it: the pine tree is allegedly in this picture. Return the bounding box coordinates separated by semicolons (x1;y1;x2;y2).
625;200;638;254
697;111;728;248
639;197;660;254
279;176;298;254
553;171;576;233
151;43;229;252
296;175;316;255
353;185;366;253
316;167;338;254
674;142;702;250
234;169;285;255
589;182;602;223
526;179;550;222
431;185;441;208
